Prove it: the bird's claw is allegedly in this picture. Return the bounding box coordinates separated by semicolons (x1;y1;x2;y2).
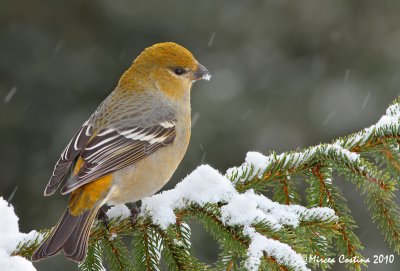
130;203;141;226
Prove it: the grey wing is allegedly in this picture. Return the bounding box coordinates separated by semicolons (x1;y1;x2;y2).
44;120;93;196
59;120;176;195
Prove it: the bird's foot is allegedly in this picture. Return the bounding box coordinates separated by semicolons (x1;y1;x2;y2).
130;203;141;226
97;206;110;231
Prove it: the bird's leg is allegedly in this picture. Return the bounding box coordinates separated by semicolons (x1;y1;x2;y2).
130;202;141;226
97;206;110;231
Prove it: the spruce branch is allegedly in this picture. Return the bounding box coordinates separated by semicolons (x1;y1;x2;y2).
100;227;135;271
133;224;162;271
79;242;104;271
307;166;364;271
8;97;400;270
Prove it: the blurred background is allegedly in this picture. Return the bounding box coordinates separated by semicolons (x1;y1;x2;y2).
1;0;400;270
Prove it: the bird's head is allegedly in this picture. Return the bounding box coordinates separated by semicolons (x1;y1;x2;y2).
118;42;211;99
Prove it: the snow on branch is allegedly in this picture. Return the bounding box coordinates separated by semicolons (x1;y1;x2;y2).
244;226;309;271
142;165;336;270
4;97;400;271
0;197;42;271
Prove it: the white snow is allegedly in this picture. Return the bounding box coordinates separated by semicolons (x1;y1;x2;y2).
375;115;399;130
243;226;310;271
106;204;131;219
361;93;370;110
220;190;336;231
225;162;251;181
142;165;236;229
229;142;360;184
0;197;42;271
109;233;118;241
208;31;216;47
385;103;400;118
4;87;17;103
246;152;273;172
334;101;400;147
142;165;336;271
143;165;336;230
202;74;212;81
324;143;360;162
0;251;37;271
232;101;397;181
220;191;278;229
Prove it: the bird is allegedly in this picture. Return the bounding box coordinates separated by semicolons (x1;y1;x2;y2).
31;42;211;262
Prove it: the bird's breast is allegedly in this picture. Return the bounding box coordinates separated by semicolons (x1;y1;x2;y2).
107;115;191;204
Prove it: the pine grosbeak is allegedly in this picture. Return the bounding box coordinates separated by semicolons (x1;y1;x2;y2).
32;42;211;262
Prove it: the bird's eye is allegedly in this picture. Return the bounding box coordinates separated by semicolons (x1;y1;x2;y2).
173;67;187;76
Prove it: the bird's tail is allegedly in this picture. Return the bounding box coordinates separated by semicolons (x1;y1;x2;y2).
32;207;99;262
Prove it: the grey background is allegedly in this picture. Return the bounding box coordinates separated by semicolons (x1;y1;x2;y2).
1;0;399;270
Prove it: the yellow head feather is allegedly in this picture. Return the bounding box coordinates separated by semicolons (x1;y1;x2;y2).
117;42;200;99
135;42;198;70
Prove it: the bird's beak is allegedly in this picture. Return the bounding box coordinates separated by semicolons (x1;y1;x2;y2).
192;63;211;81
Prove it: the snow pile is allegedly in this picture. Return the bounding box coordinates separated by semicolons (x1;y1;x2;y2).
106;204;131;219
364;102;400;135
0;197;42;271
142;165;336;271
245;152;274;172
243;226;309;271
376;103;400;128
142;165;235;229
220;190;335;231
